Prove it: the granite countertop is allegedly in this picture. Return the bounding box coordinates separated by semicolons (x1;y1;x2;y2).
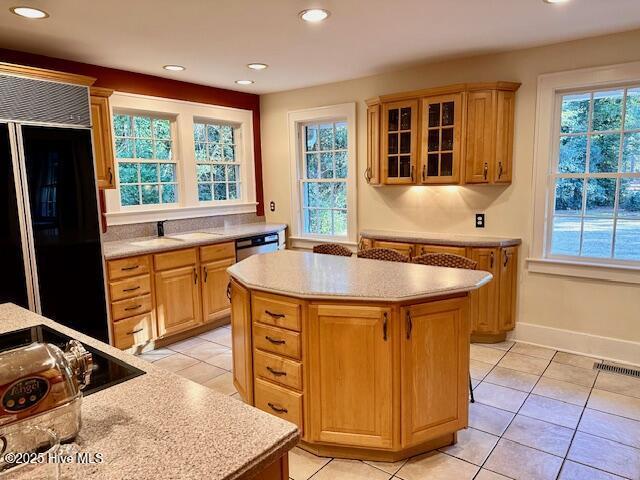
360;229;521;247
228;250;492;302
0;303;299;480
103;223;287;260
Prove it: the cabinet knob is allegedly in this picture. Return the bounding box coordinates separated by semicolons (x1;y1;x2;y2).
405;310;413;340
122;285;140;293
265;310;285;319
203;266;208;283
504;252;509;267
108;167;113;185
483;162;488;181
498;161;503;179
226;282;232;300
193;268;198;284
364;167;372;184
410;165;415;181
490;251;495;268
266;366;287;377
422;165;426;182
383;312;388;341
268;402;288;414
265;336;286;345
126;328;143;336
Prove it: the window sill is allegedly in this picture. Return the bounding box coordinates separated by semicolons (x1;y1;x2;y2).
289;236;358;251
526;257;640;285
105;202;257;226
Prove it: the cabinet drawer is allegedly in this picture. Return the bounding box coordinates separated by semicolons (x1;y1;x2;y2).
254;378;303;432
416;244;467;257
253;323;301;360
111;294;152;321
154;248;197;271
252;293;301;332
109;274;151;302
372;240;414;257
254;349;302;390
107;255;150;280
113;312;153;350
200;242;235;262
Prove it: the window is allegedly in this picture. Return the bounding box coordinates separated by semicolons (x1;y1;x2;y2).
113;113;178;206
193;122;241;202
549;87;640;262
301;121;348;236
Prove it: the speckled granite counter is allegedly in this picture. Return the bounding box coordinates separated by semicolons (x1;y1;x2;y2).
227;250;492;302
360;229;521;248
0;303;299;480
103;223;286;260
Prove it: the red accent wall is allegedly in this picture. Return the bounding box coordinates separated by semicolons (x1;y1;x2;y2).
0;48;264;216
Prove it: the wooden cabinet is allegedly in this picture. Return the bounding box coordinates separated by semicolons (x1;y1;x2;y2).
308;305;394;449
381;100;418;184
372;240;414;258
494;91;516;183
90;87;115;189
113;312;154;350
365;102;381;185
231;280;253;403
155;265;201;336
415;244;467;257
498;246;518;331
201;257;234;324
401;298;469;447
469;248;499;334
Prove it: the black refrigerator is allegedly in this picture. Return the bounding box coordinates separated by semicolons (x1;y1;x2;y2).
0;73;109;342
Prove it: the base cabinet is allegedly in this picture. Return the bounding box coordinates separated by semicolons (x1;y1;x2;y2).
155;266;201;337
231;280;253;403
201;257;234;324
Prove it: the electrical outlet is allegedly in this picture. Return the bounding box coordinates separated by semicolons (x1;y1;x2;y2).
475;213;485;228
269;201;276;212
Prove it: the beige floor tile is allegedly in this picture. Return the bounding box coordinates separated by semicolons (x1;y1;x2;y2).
484;366;539;392
396;451;478;480
497;352;549;375
175;362;226;384
470;359;494;381
559;460;625;480
519;394;584;428
311;459;391;480
475;469;511;480
510;343;556;360
578;408;640;449
166;336;207;353
484;438;563;480
199;327;232;347
440;427;498;466
479;340;515;351
138;348;173;363
532;377;590;406
587;389;640;421
594;372;640;399
206;350;233;370
567;431;640;479
544;362;598;388
469;402;515;436
288;447;331;480
363;459;407;475
470;345;506;365
473;382;528;413
503;415;574;457
553;351;600;370
153;352;200;372
203;372;236;395
181;341;229;363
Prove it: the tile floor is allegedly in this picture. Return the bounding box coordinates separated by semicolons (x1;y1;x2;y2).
137;328;640;480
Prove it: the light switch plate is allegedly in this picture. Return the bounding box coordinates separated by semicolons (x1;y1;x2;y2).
475;213;485;228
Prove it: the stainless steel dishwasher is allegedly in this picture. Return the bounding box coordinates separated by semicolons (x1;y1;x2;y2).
235;233;280;261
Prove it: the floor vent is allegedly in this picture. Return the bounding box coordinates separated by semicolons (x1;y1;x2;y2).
594;361;640;379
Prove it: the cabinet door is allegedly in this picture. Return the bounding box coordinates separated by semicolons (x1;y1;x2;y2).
372;240;414;258
401;298;469;447
464;90;496;184
231;280;253;403
469;248;499;333
201;257;235;324
308;305;394;448
420;93;462;184
494;91;516;184
90;88;115;189
498;247;518;331
382;100;418;184
366;103;381;185
155;265;202;337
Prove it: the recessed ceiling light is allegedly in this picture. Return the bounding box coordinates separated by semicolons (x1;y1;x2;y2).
247;63;268;71
10;6;49;18
235;80;255;85
543;0;569;3
299;8;330;23
163;65;185;71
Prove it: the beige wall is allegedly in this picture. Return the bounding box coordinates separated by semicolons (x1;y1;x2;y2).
259;29;640;354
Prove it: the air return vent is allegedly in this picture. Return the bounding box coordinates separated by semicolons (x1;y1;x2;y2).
593;361;640;379
0;74;90;127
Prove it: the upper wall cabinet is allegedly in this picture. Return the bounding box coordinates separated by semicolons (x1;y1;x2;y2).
366;82;520;186
90;87;116;189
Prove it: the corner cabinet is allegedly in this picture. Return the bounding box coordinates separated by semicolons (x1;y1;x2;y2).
366;82;520;186
89;87;116;189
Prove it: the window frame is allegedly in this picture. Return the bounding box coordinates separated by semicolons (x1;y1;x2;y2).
287;103;357;246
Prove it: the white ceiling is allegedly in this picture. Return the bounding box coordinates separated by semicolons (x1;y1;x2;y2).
1;0;640;94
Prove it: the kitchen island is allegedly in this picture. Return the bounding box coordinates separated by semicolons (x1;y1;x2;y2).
227;250;492;462
0;303;298;480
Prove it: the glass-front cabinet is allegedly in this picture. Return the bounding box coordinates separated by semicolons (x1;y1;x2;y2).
420;93;462;184
381;100;418;184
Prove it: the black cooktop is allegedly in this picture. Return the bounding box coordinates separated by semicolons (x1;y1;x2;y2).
0;324;145;396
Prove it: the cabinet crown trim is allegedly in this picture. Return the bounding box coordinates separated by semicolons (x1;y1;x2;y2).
365;81;521;105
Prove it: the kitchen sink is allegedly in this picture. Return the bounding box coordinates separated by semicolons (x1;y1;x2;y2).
167;232;223;241
130;238;185;247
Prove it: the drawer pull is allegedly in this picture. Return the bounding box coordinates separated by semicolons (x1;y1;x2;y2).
122;286;140;292
124;304;142;311
265;336;285;345
267;402;288;414
126;328;144;336
226;282;231;300
265;310;285;319
266;366;287;377
121;265;139;271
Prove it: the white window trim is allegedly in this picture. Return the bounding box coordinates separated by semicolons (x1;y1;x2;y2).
105;92;256;225
287;103;357;244
529;60;640;284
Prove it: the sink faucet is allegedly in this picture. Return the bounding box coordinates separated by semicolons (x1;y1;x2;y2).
157;220;167;237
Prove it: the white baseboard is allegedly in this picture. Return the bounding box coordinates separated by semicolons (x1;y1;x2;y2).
510;322;640;367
